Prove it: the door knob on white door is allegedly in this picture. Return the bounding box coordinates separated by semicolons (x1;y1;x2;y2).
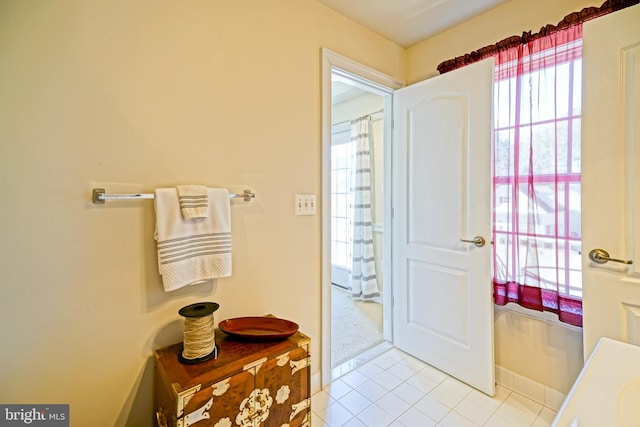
588;248;633;265
460;236;486;247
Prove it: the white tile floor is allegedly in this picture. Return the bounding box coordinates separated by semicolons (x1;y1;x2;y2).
312;346;558;427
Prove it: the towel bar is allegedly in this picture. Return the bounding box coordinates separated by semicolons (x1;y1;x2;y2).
92;188;255;204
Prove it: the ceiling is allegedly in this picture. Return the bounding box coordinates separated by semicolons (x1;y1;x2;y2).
317;0;509;48
331;73;376;104
326;0;511;104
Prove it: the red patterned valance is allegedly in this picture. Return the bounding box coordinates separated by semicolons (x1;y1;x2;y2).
436;0;639;74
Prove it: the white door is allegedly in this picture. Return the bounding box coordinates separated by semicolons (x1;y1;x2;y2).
582;4;640;358
392;59;495;395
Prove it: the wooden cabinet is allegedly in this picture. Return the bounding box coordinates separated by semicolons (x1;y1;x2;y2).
154;329;311;427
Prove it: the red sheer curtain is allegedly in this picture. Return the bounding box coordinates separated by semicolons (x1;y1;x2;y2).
492;26;583;327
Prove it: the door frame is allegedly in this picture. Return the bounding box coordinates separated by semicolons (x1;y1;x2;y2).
321;48;404;387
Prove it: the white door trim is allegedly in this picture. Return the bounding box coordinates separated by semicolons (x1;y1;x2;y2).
321;48;404;387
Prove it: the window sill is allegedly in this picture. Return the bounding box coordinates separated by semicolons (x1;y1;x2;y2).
495;303;582;332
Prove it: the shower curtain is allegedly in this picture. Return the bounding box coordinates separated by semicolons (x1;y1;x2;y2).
349;116;380;300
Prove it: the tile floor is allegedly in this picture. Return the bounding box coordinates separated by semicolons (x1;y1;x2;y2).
312;345;558;427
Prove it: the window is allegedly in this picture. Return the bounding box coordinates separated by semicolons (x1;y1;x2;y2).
331;123;354;270
492;27;583;327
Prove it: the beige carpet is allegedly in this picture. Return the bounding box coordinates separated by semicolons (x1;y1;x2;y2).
331;285;384;367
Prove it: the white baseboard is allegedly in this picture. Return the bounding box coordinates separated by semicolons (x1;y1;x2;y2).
311;372;322;395
496;365;567;411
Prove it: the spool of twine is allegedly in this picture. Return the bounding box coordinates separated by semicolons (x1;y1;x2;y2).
178;302;220;364
182;314;215;359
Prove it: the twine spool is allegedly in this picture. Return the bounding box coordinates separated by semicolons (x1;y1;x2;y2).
178;302;220;364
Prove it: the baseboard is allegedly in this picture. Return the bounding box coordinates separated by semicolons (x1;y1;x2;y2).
496;365;567;411
311;372;322;395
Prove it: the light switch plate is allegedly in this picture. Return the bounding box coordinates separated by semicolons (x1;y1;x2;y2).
295;195;316;215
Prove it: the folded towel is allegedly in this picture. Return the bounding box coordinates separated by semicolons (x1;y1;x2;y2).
154;188;232;292
177;185;208;219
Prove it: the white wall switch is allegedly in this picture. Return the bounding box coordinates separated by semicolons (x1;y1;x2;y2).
295;194;316;215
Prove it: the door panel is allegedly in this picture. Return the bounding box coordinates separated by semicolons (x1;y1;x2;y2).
408;260;469;344
582;4;640;358
393;58;495;395
408;95;467;247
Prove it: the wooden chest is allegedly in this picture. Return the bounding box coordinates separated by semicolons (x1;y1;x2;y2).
154;329;311;427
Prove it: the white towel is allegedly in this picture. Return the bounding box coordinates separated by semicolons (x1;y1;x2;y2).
154;188;232;292
176;185;208;219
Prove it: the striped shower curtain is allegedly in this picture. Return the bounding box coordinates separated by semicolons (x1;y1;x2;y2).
349;117;380;300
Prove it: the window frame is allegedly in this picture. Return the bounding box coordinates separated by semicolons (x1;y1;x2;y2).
492;38;584;322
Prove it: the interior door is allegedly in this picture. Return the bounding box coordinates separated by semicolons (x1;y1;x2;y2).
392;58;495;395
582;4;640;358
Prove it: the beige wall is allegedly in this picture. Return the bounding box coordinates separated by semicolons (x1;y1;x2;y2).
494;308;584;393
406;0;599;393
0;1;404;425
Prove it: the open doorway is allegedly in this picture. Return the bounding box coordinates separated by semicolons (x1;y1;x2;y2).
321;50;404;386
330;72;387;371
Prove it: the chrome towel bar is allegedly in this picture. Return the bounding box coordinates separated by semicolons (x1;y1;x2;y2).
92;188;255;204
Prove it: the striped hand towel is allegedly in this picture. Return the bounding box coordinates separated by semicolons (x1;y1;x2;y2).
176;185;208;219
154;188;232;292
